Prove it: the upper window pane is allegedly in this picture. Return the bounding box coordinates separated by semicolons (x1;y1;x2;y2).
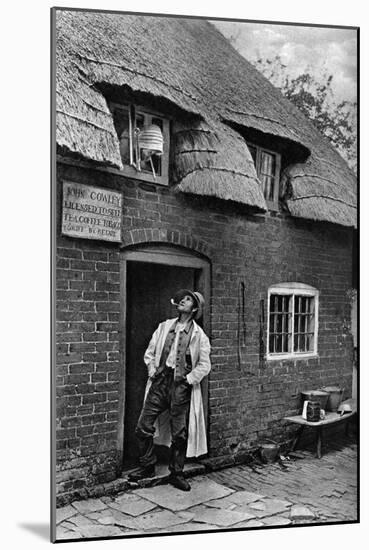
247;143;281;206
260;151;276;177
260;151;276;201
112;106;131;165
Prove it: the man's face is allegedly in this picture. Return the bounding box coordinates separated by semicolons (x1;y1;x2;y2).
177;294;196;316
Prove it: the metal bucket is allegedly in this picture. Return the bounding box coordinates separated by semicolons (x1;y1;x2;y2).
320;386;344;411
260;443;280;464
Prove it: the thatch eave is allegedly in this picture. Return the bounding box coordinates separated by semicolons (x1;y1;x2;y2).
174;168;267;211
282;156;357;227
287;196;357;228
56;108;123;170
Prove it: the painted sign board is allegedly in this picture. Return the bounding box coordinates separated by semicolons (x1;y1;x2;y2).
62;182;122;242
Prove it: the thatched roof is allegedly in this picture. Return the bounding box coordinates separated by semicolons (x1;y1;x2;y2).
55;10;357;227
172;119;266;208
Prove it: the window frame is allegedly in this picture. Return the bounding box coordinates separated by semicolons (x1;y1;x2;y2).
110;102;170;186
247;142;281;210
266;282;319;360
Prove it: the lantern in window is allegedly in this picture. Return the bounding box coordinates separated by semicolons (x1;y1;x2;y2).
136;124;164;179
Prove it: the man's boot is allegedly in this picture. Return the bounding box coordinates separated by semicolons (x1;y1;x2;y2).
168;473;191;491
128;464;156;482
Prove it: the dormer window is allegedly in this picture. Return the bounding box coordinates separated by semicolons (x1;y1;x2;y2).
247;143;281;209
110;103;170;185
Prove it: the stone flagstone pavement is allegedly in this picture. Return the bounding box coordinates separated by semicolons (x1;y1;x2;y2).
55;436;357;540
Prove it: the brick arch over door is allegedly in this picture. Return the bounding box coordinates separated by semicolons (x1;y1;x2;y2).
116;242;212;470
121;227;214;258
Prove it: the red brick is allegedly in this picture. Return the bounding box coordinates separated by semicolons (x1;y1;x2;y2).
56;427;77;439
96;301;120;312
96;262;119;272
83;251;108;261
94;382;119;393
71;260;96;271
64;374;91;385
57;247;82;259
83;271;107;282
94;401;118;413
69;363;94;374
83;291;108;301
91;373;107;382
56;322;95;333
76;425;94;437
57;269;83;280
82;352;108;362
95;342;117;352
56;311;83;322
83;312;107;322
68;301;95;312
96;281;119;292
96;322;118;332
56;352;82;365
83;332;107;342
70;280;95;291
82;393;107;404
57;258;70;268
61;416;82;428
81;413;106;425
69;342;96;353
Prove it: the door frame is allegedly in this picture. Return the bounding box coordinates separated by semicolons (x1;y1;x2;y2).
116;244;211;471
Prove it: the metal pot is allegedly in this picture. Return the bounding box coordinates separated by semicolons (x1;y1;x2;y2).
301;390;329;410
306;401;321;422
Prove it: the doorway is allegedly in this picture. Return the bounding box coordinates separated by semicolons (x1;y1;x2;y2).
118;245;210;470
124;262;197;465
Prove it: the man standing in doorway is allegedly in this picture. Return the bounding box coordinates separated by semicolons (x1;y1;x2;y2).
128;289;211;491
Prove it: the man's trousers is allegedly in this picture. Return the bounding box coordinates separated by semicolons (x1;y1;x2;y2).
135;367;192;475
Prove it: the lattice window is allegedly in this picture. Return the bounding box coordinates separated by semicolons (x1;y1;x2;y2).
267;283;318;359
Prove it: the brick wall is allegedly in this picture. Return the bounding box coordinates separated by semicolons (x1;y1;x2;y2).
55;161;354;504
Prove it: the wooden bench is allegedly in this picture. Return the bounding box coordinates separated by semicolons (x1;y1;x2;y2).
284;408;356;458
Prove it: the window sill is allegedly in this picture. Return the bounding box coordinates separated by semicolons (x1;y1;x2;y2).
266;353;319;362
120;164;169;186
56;155;169;186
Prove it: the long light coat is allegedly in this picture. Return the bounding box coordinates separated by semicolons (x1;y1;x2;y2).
143;318;211;457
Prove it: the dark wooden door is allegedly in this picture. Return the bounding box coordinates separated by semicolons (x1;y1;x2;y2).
124;261;196;466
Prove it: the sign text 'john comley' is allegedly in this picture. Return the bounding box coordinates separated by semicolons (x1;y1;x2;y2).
61;181;122;242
